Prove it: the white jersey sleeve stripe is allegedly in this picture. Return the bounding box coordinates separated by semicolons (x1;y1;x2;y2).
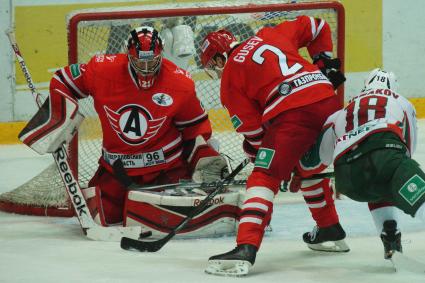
314;19;325;40
309;16;317;40
239;127;263;136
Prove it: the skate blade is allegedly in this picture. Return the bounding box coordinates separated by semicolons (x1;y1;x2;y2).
307;239;350;253
205;259;252;277
390;251;425;273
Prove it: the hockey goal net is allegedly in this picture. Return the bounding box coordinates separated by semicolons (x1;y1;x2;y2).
0;0;344;216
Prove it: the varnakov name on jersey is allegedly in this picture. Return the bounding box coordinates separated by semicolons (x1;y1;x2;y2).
318;88;417;165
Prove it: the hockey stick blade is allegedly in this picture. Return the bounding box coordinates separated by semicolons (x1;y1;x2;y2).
121;233;173;252
120;158;250;252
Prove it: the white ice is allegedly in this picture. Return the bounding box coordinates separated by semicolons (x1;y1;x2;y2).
1;123;425;283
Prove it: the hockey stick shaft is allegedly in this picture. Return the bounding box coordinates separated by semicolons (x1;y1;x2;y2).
6;30;42;107
120;158;250;252
131;179;247;191
130;171;334;191
6;29;95;230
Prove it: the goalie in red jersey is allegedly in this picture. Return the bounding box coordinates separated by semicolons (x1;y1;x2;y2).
19;26;229;228
200;15;348;276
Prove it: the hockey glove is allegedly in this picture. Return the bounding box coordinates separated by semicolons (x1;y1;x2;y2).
242;139;258;163
313;52;346;89
187;136;229;183
18;95;84;154
289;173;302;193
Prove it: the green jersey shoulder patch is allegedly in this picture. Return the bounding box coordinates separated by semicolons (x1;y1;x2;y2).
230;115;243;130
70;64;82;79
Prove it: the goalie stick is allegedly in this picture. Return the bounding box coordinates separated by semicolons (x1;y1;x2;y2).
6;29;144;241
119;168;334;192
120;158;250;252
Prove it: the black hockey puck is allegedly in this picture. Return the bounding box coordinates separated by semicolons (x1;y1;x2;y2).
139;231;153;239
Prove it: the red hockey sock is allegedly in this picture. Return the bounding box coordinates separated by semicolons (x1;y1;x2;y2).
300;178;339;227
237;171;280;248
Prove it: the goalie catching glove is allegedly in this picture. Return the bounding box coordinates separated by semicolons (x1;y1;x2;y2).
313;52;346;89
186;136;229;183
18;90;84;154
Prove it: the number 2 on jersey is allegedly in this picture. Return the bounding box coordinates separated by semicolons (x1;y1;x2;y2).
345;95;388;132
252;44;303;76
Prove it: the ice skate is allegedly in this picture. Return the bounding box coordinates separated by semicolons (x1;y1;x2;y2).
205;244;257;277
303;223;350;252
380;220;402;259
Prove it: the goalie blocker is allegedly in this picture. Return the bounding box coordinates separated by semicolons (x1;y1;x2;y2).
83;185;241;238
18;89;84;154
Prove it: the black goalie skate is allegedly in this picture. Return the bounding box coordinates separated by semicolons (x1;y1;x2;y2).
205;244;257;277
380;220;402;259
303;223;350;252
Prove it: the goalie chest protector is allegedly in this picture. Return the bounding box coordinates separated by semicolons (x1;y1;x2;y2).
124;188;241;238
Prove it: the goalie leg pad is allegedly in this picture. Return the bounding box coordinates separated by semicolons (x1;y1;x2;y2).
18;90;84;154
124;188;240;238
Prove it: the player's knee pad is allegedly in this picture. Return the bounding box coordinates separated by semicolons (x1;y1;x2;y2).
391;158;425;216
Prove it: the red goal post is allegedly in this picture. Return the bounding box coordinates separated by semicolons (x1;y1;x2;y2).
0;0;345;217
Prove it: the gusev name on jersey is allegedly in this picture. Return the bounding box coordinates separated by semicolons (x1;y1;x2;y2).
317;87;417;166
50;55;211;176
220;15;335;155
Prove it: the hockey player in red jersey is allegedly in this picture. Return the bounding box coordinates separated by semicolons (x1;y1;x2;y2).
199;15;347;276
19;26;228;226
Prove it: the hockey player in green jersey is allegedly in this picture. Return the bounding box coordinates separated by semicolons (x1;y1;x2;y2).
301;68;425;260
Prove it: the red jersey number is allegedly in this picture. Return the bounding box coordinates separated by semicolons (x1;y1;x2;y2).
252;44;303;76
345;95;388;132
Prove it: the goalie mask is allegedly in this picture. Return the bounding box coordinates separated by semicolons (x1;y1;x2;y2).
127;26;164;89
363;68;398;92
200;30;238;79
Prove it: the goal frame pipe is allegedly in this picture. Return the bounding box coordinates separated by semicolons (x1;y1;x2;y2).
67;1;345;175
68;1;345;103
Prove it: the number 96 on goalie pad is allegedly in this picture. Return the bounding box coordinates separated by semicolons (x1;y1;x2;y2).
123;188;241;238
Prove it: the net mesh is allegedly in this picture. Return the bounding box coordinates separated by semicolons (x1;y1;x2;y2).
0;0;343;215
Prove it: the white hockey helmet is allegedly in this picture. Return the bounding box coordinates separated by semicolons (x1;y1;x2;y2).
363;68;398;92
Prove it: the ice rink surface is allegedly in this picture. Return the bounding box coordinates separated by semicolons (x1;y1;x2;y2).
1;122;425;283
